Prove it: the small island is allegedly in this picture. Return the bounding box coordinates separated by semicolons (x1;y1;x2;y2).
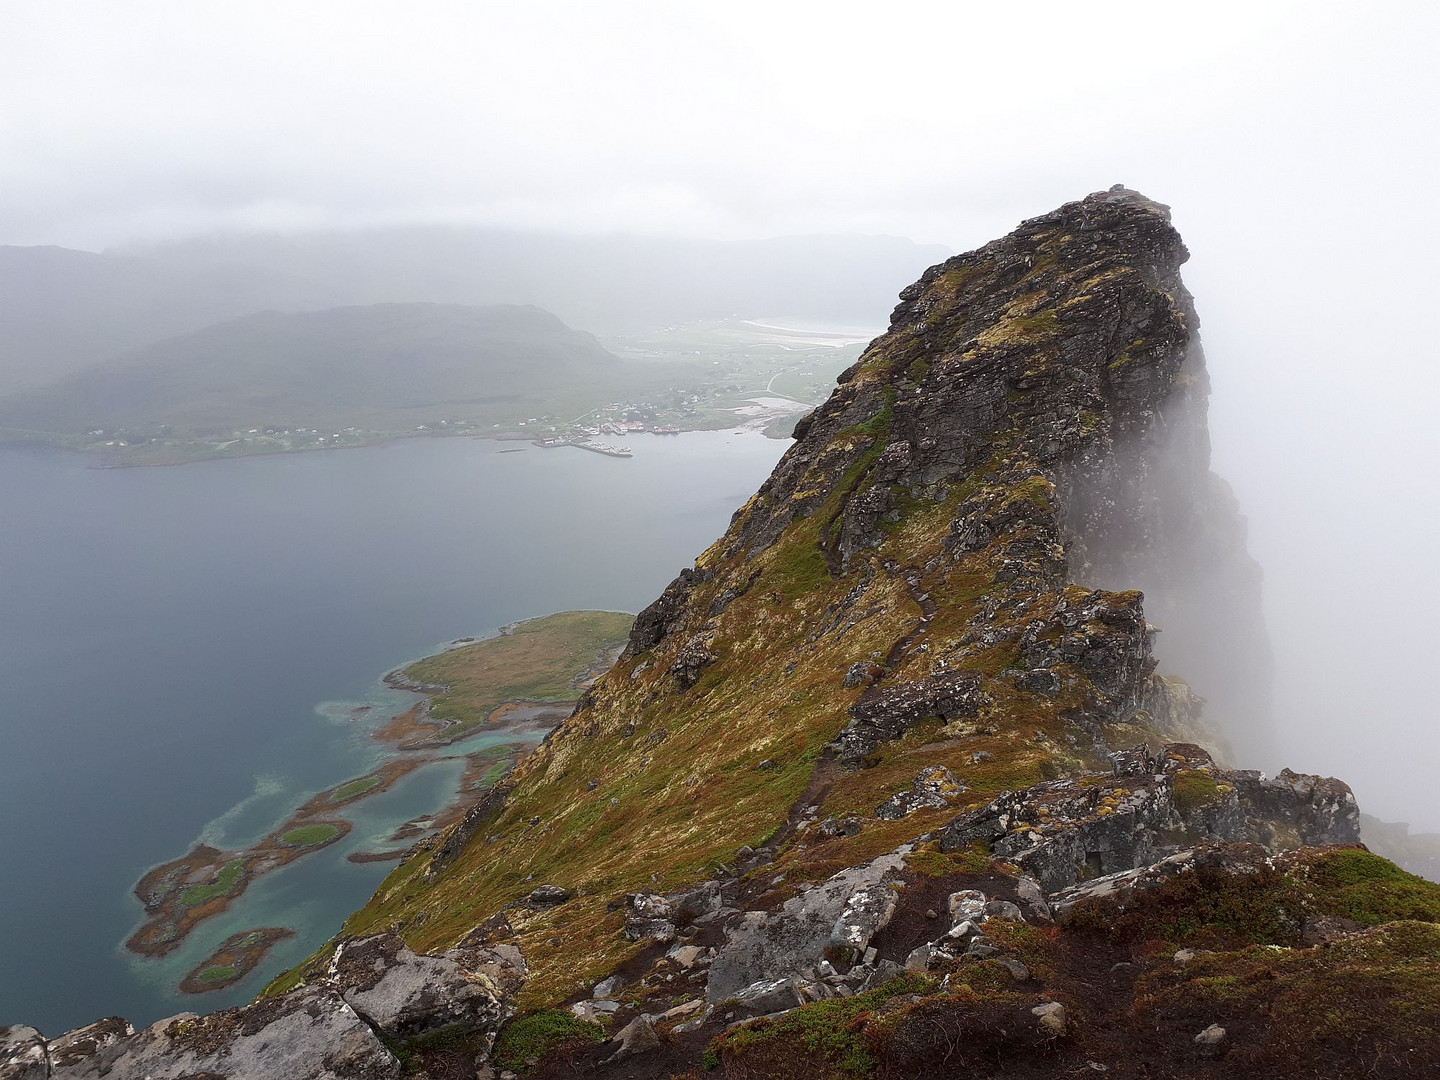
179;927;295;994
125;610;635;979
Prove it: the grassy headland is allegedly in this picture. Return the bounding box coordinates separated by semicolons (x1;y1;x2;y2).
392;610;634;745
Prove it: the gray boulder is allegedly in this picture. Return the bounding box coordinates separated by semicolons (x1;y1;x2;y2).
706;847;909;1003
876;766;966;820
829;882;899;953
329;932;520;1041
983;899;1025;922
49;987;398;1080
947;889;987;923
1015;875;1053;923
1048;844;1272;923
603;1016;660;1064
939;744;1359;892
527;884;570;905
731;977;804;1017
623;893;676;943
1032;1001;1067;1036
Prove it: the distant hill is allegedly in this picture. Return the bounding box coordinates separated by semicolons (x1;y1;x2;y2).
0;245;338;394
0;303;647;437
0;229;946;398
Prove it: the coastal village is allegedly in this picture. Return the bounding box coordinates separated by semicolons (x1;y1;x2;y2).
68;318;873;464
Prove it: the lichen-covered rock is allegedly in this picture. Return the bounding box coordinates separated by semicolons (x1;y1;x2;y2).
834;672;983;763
527;884;570;905
940;742;1359;891
707;848;909;1002
328;931;519;1042
828;881;900;952
45;1018;132;1073
875;765;966;819
48;987;397;1080
622;892;676;943
1048;844;1272;923
0;1026;47;1080
1032;1001;1067;1036
947;889;987;923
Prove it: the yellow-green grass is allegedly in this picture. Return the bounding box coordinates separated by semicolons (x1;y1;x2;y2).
178;860;245;908
401;610;634;739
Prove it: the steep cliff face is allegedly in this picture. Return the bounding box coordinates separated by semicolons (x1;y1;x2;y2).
14;191;1439;1079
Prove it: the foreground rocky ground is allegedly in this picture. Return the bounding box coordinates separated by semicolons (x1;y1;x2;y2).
8;189;1437;1078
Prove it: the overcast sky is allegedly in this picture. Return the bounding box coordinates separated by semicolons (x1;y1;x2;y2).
3;2;1438;826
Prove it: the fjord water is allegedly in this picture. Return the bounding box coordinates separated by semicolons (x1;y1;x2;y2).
0;431;788;1035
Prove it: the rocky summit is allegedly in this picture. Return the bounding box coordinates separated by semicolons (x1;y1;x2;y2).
10;189;1440;1078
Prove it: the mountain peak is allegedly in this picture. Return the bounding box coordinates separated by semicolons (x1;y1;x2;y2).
19;194;1440;1079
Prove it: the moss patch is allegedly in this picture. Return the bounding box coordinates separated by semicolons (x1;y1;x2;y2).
1171;768;1224;812
491;1010;606;1072
712;973;933;1077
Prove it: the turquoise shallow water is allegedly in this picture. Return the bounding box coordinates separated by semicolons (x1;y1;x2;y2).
0;430;788;1034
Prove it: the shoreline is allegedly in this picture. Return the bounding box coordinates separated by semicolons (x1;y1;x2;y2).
178;928;295;995
2;401;803;470
122;611;633;991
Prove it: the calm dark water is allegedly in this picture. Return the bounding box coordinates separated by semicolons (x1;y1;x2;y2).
0;431;788;1034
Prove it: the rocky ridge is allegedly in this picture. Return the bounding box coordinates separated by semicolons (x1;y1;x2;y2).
9;189;1438;1078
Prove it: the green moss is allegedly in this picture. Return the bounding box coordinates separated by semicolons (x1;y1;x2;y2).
1008;309;1059;336
280;824;341;847
713;974;933;1077
1172;769;1224;813
938;265;986;292
491;1010;607;1072
1009;474;1053;511
768;532;832;598
196;964;237;982
1306;848;1410;889
906;358;929;382
178;860;245;908
1302;849;1440;926
904;841;993;877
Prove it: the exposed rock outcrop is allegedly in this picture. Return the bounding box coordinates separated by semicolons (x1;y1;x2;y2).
11;932;525;1079
42;987;397;1080
939;741;1358;891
